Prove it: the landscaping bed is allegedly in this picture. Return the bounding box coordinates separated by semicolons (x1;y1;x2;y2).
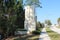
5;34;40;40
14;34;40;40
14;28;43;40
5;27;43;40
32;27;42;34
15;29;27;35
46;27;60;40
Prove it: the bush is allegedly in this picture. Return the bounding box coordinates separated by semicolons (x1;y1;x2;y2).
16;28;27;31
32;30;41;34
32;27;42;34
14;38;20;40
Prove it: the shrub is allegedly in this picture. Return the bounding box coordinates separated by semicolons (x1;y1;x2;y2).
16;28;27;31
32;30;41;34
32;27;42;34
14;38;20;40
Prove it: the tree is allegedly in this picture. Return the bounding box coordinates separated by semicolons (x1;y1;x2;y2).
45;20;52;26
36;21;44;30
36;22;40;28
15;1;25;29
0;0;25;37
0;15;8;33
5;0;25;36
57;18;60;25
25;0;42;8
3;0;18;36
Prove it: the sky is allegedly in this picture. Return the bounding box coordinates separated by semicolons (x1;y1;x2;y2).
23;0;60;24
36;0;60;24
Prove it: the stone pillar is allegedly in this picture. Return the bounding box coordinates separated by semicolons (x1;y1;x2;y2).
24;5;36;34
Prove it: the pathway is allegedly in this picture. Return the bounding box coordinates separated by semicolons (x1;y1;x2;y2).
39;27;51;40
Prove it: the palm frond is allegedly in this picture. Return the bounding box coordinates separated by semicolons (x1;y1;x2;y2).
25;0;42;8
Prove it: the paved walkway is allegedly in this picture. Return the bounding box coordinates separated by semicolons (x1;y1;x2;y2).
50;26;60;34
39;27;51;40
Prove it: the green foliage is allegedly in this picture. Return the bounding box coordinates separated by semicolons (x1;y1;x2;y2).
32;30;40;34
16;28;27;31
0;15;8;33
57;18;60;24
25;0;42;8
36;22;44;30
32;21;43;34
0;0;25;37
15;4;25;29
14;38;20;40
32;27;42;34
45;20;52;26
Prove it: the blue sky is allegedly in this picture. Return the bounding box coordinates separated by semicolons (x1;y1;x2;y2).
36;0;60;24
23;0;60;24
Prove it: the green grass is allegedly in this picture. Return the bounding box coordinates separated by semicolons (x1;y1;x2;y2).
46;27;60;40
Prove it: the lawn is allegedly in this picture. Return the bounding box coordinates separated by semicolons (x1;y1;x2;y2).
46;27;60;40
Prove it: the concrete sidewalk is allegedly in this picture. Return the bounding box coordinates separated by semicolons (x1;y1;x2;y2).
39;27;51;40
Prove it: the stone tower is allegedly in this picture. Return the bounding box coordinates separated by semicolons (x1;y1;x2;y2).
24;5;36;34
